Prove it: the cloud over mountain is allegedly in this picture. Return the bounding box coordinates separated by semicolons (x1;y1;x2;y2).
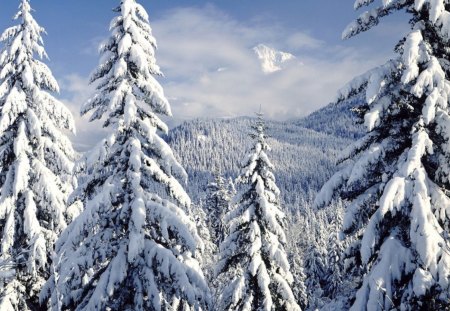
253;44;296;74
60;5;393;150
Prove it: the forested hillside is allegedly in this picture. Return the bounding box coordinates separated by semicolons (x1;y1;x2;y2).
167;102;363;209
165;105;364;310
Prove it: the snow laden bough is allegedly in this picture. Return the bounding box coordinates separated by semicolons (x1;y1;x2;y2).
315;0;450;310
217;114;300;311
0;1;77;310
40;1;210;310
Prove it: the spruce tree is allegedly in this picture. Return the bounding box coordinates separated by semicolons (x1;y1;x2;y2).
41;1;210;310
0;1;76;310
217;114;300;311
205;169;231;246
289;247;308;310
315;1;450;309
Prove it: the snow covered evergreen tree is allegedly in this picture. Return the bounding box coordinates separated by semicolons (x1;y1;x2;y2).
0;0;76;310
205;169;231;245
289;246;308;310
315;0;450;309
216;114;300;311
41;1;210;310
303;243;327;309
323;231;344;300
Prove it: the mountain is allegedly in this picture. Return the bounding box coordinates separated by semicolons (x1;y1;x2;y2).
167;102;363;211
296;96;364;140
253;44;296;74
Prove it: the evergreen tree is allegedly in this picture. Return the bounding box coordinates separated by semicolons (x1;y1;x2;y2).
217;114;300;311
303;243;327;310
205;169;231;245
288;246;308;310
315;1;450;309
322;205;346;301
323;231;344;300
0;1;76;310
41;1;209;310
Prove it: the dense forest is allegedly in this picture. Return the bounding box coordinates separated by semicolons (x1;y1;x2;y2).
1;0;450;310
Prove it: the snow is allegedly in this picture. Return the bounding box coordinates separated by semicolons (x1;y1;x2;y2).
318;1;450;309
0;1;77;309
314;165;352;209
364;96;390;131
401;30;426;84
253;44;295;74
413;268;433;296
197;134;208;142
351;237;414;311
217;115;300;310
1;0;450;309
43;1;210;309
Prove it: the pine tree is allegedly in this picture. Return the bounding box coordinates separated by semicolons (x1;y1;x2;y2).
323;231;344;300
289;247;308;310
315;1;450;309
322;204;346;301
41;1;210;310
303;243;327;309
217;114;300;311
0;1;76;310
205;169;231;246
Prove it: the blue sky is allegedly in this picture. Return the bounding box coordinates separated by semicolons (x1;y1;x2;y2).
0;1;409;149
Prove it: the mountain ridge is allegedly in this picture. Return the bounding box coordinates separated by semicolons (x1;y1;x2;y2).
167;101;363;210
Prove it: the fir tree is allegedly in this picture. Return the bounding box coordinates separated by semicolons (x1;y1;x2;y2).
41;1;210;310
0;1;76;310
315;0;450;309
217;114;300;311
205;169;231;246
303;243;327;309
323;231;344;300
289;246;308;310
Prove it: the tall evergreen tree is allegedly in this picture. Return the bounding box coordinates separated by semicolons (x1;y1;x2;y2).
289;247;308;310
315;1;450;309
205;169;231;245
41;1;210;310
0;1;76;310
217;114;300;311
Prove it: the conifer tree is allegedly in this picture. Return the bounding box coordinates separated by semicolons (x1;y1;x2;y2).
0;1;76;310
41;1;210;310
303;243;327;309
217;114;300;311
289;247;308;310
323;231;344;300
315;0;450;309
205;169;231;245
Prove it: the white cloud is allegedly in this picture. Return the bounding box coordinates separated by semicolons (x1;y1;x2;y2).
286;32;325;50
58;74;107;151
60;5;396;150
149;5;392;121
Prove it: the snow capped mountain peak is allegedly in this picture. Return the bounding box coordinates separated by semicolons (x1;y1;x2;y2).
253;44;295;74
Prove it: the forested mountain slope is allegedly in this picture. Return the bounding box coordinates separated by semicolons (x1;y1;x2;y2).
167;102;363;209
